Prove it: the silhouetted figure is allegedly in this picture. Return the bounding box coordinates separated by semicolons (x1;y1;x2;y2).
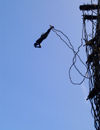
86;87;99;100
34;25;54;48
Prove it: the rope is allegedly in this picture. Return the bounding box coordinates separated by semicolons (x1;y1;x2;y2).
52;27;89;85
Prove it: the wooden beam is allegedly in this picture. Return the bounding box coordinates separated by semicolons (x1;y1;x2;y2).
83;15;97;20
80;4;98;11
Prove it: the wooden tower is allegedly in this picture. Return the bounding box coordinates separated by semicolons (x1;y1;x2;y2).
80;0;100;129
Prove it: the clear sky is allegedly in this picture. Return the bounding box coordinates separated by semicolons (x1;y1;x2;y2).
0;0;95;130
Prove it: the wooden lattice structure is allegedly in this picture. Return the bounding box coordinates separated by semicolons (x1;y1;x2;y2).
80;0;100;129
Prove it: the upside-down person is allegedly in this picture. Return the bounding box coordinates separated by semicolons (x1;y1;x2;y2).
34;25;54;48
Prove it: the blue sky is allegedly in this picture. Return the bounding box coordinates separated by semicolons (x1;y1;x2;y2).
0;0;95;130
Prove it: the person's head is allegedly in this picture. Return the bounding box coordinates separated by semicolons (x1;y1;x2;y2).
34;43;37;48
34;43;41;48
